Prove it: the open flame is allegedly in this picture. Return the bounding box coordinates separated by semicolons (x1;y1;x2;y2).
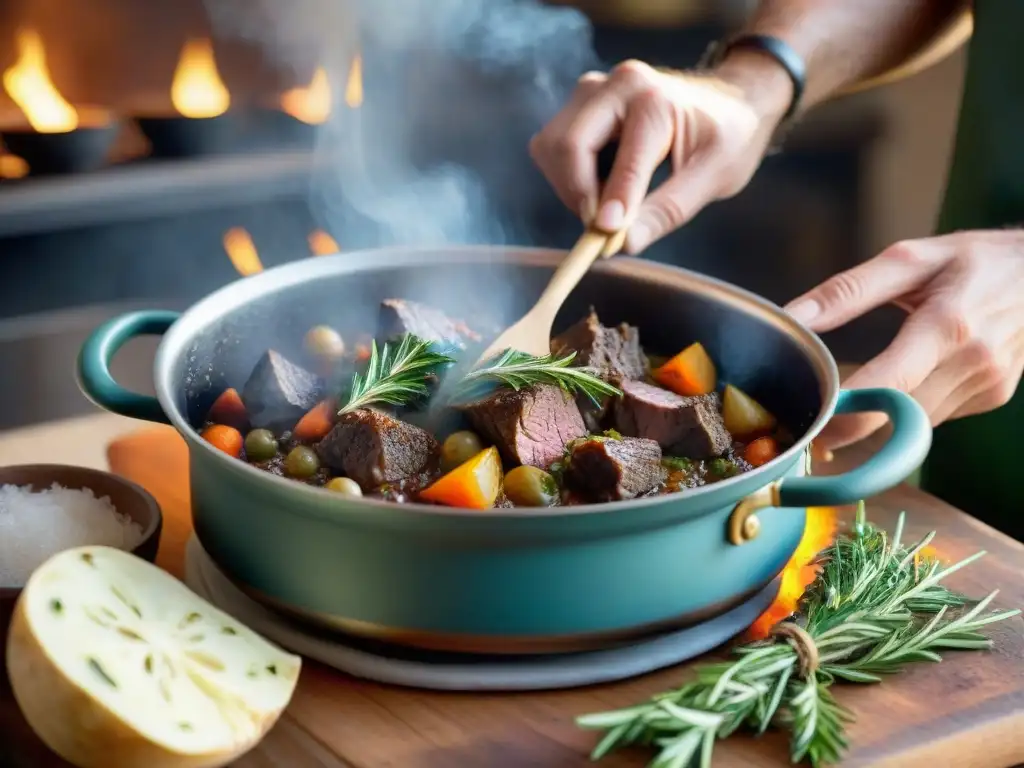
0;149;29;179
223;228;263;276
281;67;331;125
345;54;364;108
171;39;230;119
3;29;78;133
747;506;838;640
308;230;340;256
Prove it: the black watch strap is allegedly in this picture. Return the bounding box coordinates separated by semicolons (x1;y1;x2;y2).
699;33;807;122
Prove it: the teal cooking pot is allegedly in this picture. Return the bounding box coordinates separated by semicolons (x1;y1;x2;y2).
77;247;931;654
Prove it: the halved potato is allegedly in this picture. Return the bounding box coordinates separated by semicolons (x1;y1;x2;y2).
722;384;778;438
6;546;301;768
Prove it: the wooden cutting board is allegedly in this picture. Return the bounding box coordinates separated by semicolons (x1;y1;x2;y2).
3;425;1024;767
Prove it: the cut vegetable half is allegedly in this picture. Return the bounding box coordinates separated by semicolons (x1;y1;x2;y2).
6;546;301;768
721;384;778;438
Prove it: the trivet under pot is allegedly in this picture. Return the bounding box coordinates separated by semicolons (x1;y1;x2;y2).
184;535;780;691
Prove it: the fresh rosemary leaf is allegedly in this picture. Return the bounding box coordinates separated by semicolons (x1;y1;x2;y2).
577;501;1020;767
339;334;455;415
456;348;621;405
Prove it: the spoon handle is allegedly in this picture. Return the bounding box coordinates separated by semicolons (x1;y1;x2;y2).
532;228;623;323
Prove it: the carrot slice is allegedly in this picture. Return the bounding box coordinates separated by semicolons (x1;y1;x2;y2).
419;446;503;510
293;399;337;443
207;388;249;431
201;424;244;458
722;384;778;438
654;342;717;396
744;436;780;467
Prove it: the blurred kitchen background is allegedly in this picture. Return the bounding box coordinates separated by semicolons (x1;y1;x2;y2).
0;0;965;429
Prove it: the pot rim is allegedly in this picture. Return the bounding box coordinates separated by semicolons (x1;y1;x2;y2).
156;244;839;519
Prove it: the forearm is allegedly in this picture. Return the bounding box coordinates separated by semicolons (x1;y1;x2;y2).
712;0;969;127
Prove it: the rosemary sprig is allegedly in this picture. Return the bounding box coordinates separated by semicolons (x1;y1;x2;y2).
338;334;455;415
577;502;1020;767
456;349;621;405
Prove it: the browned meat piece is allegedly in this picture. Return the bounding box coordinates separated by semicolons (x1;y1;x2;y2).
564;435;666;501
550;309;646;429
378;298;480;347
614;380;732;459
460;384;587;468
241;350;324;432
551;308;648;381
317;409;440;490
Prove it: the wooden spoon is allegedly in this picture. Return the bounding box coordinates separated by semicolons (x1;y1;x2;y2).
474;226;627;364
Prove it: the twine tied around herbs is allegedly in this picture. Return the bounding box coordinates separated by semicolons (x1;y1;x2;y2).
770;622;819;677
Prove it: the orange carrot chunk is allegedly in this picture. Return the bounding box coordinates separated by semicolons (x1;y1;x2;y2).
201;424;244;458
744;436;780;467
654;342;717;396
207;388;249;431
419;446;503;510
293;399;337;443
722;384;778;438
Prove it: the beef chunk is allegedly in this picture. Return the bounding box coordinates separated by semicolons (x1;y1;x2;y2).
317;409;439;490
614;380;732;459
378;298;480;347
460;384;587;468
241;350;324;432
565;435;666;501
551;309;647;381
551;309;647;429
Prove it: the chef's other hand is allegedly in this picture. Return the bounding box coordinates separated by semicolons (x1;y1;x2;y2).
529;56;792;254
786;230;1024;450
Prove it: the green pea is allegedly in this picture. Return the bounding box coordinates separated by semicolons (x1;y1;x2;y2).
662;456;692;472
709;458;739;479
284;446;320;479
244;429;278;462
503;466;558;507
441;431;484;471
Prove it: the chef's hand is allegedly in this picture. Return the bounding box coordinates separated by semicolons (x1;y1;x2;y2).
529;55;793;254
786;230;1024;450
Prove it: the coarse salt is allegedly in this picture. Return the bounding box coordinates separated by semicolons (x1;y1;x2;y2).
0;483;144;588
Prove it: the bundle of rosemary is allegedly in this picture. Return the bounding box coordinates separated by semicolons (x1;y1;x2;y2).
577;503;1020;767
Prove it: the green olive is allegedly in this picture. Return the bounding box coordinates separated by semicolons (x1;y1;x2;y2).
244;429;278;462
304;325;346;360
325;477;363;497
440;430;484;471
503;466;558;507
284;445;320;479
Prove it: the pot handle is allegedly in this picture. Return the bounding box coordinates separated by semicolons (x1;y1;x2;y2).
779;387;932;506
77;310;180;424
729;388;931;544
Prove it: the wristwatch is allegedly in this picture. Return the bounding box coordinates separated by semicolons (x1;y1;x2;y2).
698;33;807;126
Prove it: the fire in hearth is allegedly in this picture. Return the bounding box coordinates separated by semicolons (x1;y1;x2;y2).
747;506;838;639
3;29;78;133
223;228;264;276
0;149;29;179
171;39;231;119
281;68;331;126
345;55;364;108
308;230;340;255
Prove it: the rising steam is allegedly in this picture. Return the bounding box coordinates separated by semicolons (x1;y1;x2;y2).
205;0;597;248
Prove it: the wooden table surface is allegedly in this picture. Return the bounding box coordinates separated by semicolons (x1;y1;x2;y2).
2;414;1024;768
